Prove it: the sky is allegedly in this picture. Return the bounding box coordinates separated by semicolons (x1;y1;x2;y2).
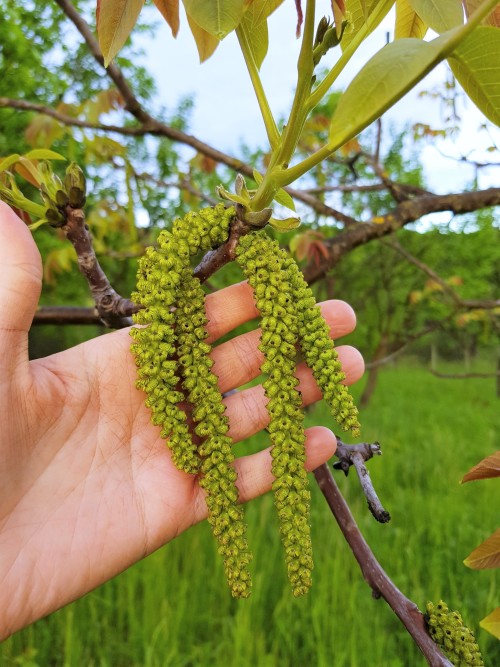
135;1;499;197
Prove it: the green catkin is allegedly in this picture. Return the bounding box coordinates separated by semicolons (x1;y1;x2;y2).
426;601;484;666
131;204;252;597
286;257;361;437
236;232;313;596
175;267;252;598
130;204;233;470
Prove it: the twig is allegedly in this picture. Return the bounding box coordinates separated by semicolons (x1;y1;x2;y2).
61;206;139;327
193;217;250;283
313;463;454;667
333;440;390;523
33;306;101;325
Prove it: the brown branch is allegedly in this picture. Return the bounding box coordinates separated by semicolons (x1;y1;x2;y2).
193;216;251;283
313;463;454;667
61;206;139;327
33;306;101;325
303;187;500;284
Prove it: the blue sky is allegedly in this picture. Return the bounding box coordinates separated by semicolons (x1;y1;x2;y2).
136;1;499;195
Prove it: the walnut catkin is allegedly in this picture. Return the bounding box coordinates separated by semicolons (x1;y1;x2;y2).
131;207;361;598
131;205;251;598
426;600;484;666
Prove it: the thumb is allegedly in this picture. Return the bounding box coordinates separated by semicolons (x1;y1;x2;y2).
0;202;42;369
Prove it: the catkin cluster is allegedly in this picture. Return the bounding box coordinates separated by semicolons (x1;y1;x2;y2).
131;204;252;598
426;601;484;666
236;231;360;595
131;207;361;599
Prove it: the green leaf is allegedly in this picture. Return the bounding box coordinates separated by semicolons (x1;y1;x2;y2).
464;528;500;569
329;4;498;151
28;218;49;231
273;187;296;211
408;0;463;33
448;26;500;126
240;11;269;69
269;216;301;231
395;0;428;39
216;184;249;205
96;0;145;67
244;0;285;26
252;168;263;185
340;0;393;51
23;149;66;161
186;13;220;62
480;607;500;639
0;154;21;173
182;0;247;39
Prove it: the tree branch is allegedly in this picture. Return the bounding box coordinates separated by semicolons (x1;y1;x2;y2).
33;306;101;325
303;187;500;284
313;463;453;667
60;206;139;327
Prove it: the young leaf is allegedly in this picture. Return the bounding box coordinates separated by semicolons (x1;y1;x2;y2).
464;529;500;569
182;0;247;39
23;149;66;161
273;187;296;211
461;450;500;483
448;26;500;126
97;0;145;66
268;215;301;231
395;0;428;38
240;10;269;69
479;607;500;639
245;0;285;27
328;4;498;152
186;13;220;62
152;0;180;36
408;0;464;33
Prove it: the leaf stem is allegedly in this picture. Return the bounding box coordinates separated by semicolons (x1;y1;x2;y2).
236;24;280;150
251;0;316;210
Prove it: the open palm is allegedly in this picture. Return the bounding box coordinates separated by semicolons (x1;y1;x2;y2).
0;202;363;638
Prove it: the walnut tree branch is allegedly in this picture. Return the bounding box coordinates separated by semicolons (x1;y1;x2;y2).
61;206;139;327
303;187;500;284
313;463;453;667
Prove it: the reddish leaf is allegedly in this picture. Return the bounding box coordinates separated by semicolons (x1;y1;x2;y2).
97;0;145;66
463;1;500;27
152;0;180;36
464;529;500;570
462;451;500;483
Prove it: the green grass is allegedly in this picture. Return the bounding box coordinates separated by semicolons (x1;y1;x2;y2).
2;361;500;666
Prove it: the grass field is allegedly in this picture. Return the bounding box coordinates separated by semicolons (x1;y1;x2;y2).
2;360;499;666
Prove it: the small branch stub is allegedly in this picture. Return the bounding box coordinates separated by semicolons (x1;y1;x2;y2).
333;438;391;523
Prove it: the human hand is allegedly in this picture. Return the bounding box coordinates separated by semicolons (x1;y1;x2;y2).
0;201;364;638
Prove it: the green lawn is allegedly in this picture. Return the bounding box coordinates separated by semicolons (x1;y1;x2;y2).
3;360;499;666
